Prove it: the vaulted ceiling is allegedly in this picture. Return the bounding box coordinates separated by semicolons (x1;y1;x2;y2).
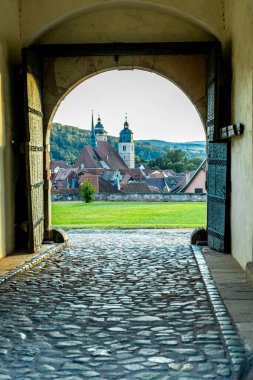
20;0;225;46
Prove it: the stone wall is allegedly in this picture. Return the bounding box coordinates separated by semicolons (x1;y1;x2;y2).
51;190;206;203
51;189;81;202
96;193;206;202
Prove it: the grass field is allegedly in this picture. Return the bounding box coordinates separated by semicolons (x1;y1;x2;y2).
52;201;206;229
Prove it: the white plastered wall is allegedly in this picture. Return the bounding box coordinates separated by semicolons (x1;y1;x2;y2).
0;0;21;257
118;142;135;169
0;45;6;258
224;0;253;268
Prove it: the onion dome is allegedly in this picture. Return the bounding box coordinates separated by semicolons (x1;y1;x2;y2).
95;114;107;135
119;115;133;143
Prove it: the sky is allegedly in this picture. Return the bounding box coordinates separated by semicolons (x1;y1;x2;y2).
53;69;206;142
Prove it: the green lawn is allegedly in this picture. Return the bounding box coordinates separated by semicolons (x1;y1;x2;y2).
52;201;206;229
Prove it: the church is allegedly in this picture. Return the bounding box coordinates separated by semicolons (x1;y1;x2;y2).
75;113;135;170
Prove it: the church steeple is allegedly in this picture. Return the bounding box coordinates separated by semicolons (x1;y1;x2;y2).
118;114;135;168
119;114;134;143
90;111;97;148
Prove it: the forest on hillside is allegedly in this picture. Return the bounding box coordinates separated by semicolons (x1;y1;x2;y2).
148;149;203;172
50;123;206;168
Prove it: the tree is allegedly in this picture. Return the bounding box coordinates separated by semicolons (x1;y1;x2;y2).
164;148;185;163
173;162;185;173
148;148;204;173
80;180;96;203
135;155;142;164
186;163;196;172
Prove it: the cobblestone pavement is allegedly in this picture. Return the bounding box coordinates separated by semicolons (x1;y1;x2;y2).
0;230;245;379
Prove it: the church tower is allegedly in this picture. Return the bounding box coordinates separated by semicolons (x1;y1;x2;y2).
118;115;135;168
95;114;108;142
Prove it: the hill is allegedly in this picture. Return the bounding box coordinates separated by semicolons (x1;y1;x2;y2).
140;139;206;146
50;123;206;165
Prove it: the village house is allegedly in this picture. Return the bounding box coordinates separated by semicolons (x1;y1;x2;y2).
179;160;207;194
50;107;207;194
78;171;120;193
52;168;79;190
50;110;205;195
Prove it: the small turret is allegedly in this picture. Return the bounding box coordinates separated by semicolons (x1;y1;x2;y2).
95;114;108;142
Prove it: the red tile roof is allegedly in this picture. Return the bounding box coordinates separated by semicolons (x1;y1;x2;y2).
78;173;99;192
77;168;103;176
121;174;132;185
164;169;176;176
75;141;128;170
149;172;165;178
148;185;161;193
121;182;152;193
54;168;76;181
144;178;169;192
99;178;121;193
50;160;72;170
119;168;146;180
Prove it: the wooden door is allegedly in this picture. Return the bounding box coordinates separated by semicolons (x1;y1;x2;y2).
206;44;230;252
23;49;44;252
207;142;230;252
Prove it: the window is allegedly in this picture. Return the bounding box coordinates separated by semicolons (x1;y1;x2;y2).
195;188;203;194
123;145;126;151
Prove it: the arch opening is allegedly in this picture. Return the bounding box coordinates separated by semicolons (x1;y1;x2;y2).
51;68;206;142
49;68;207;230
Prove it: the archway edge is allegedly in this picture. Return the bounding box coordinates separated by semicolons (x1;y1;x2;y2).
49;63;206;127
45;64;206;145
38;41;214;237
43;46;209;138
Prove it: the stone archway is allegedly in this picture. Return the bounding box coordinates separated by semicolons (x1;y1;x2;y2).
23;42;229;253
42;47;208;237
